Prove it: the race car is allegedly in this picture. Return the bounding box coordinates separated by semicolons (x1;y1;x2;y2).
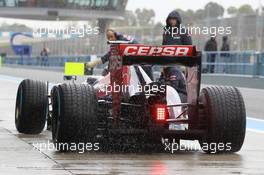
14;42;246;153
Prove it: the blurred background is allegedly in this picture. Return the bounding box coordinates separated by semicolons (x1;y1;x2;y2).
0;0;263;77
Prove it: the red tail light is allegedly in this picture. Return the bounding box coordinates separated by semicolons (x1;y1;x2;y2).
154;105;168;122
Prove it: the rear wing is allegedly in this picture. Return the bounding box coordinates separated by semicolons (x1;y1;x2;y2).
108;42;202;126
114;44;200;67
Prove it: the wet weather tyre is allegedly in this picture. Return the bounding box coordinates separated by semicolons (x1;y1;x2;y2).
199;86;246;153
15;79;48;134
51;83;98;151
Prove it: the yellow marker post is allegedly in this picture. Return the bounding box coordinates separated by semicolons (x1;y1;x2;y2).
0;56;2;67
64;62;85;76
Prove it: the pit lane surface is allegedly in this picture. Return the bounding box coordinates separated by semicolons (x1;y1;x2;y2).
0;66;264;175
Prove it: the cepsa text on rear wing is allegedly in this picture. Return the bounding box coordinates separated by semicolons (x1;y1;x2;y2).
114;44;200;66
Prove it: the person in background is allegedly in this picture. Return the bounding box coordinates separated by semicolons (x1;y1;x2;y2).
220;36;230;73
86;29;153;80
204;35;217;73
161;10;192;102
40;47;49;66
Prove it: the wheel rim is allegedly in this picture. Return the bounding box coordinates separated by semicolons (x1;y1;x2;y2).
15;85;23;123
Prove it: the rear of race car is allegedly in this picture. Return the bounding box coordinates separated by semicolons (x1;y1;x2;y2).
14;41;246;153
105;42;246;153
106;43;202;139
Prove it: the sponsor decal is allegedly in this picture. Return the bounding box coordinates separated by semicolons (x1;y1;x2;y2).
120;45;193;57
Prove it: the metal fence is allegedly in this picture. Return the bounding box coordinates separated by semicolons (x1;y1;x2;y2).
1;51;264;77
1;14;264;57
202;51;263;76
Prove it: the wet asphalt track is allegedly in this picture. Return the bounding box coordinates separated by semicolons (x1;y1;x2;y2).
0;66;264;175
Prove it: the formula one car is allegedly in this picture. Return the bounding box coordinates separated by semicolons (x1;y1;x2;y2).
15;42;246;153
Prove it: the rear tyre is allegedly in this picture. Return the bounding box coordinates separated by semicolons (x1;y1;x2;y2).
15;79;48;134
51;83;98;151
199;86;246;153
